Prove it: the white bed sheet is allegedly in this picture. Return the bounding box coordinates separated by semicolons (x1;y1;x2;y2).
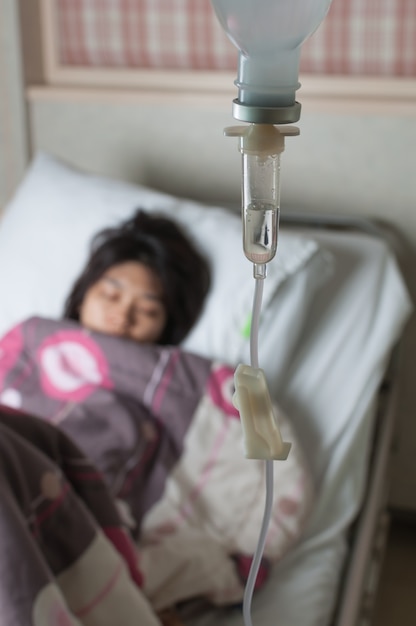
183;226;412;626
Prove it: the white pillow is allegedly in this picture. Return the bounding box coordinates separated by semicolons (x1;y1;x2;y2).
0;152;332;386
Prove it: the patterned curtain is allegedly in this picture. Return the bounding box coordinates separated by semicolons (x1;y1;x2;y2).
55;0;416;76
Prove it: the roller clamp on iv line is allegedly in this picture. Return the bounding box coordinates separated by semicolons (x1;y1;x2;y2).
233;364;291;461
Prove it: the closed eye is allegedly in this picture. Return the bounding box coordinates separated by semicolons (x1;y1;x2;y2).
138;308;161;318
99;281;120;301
134;300;164;318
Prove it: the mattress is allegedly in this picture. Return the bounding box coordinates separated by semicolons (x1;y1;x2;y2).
181;224;412;626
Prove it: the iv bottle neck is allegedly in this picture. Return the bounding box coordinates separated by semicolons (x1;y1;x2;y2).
236;48;301;108
232;50;302;124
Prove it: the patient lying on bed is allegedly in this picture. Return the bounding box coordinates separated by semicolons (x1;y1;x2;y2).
62;209;211;347
0;210;314;623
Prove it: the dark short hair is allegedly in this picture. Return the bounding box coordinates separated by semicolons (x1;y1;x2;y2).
63;209;211;345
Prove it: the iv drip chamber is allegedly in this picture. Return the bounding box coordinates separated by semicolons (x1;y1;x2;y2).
242;149;280;265
225;124;299;267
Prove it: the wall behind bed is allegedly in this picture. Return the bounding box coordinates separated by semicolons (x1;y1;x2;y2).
2;0;416;511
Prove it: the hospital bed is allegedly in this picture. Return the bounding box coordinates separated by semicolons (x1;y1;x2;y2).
0;152;411;626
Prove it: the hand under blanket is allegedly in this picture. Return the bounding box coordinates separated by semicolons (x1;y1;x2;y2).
0;316;315;610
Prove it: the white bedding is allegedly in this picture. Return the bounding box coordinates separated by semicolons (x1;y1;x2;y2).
182;227;412;626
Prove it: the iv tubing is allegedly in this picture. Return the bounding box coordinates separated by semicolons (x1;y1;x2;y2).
249;269;264;370
243;268;275;626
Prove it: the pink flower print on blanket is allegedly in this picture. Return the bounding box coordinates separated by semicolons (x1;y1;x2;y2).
0;323;25;407
0;323;24;386
36;330;113;402
207;364;239;418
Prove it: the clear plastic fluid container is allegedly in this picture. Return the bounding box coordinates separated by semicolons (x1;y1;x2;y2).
211;0;332;111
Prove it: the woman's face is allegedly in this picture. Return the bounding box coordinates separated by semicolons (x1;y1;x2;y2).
79;261;167;343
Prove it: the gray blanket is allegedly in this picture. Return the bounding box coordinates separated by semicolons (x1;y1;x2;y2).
0;407;159;625
0;316;212;534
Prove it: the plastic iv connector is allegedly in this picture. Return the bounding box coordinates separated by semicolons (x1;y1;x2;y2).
225;123;299;274
233;364;291;460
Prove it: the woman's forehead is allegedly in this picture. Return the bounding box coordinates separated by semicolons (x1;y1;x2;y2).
102;262;164;297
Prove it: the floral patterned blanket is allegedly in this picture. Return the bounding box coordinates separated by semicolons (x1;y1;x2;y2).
0;316;314;622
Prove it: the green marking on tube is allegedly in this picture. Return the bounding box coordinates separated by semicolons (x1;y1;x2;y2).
241;314;252;339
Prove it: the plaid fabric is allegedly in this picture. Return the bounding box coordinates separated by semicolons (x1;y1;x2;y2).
57;0;237;70
301;0;416;75
55;0;416;76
